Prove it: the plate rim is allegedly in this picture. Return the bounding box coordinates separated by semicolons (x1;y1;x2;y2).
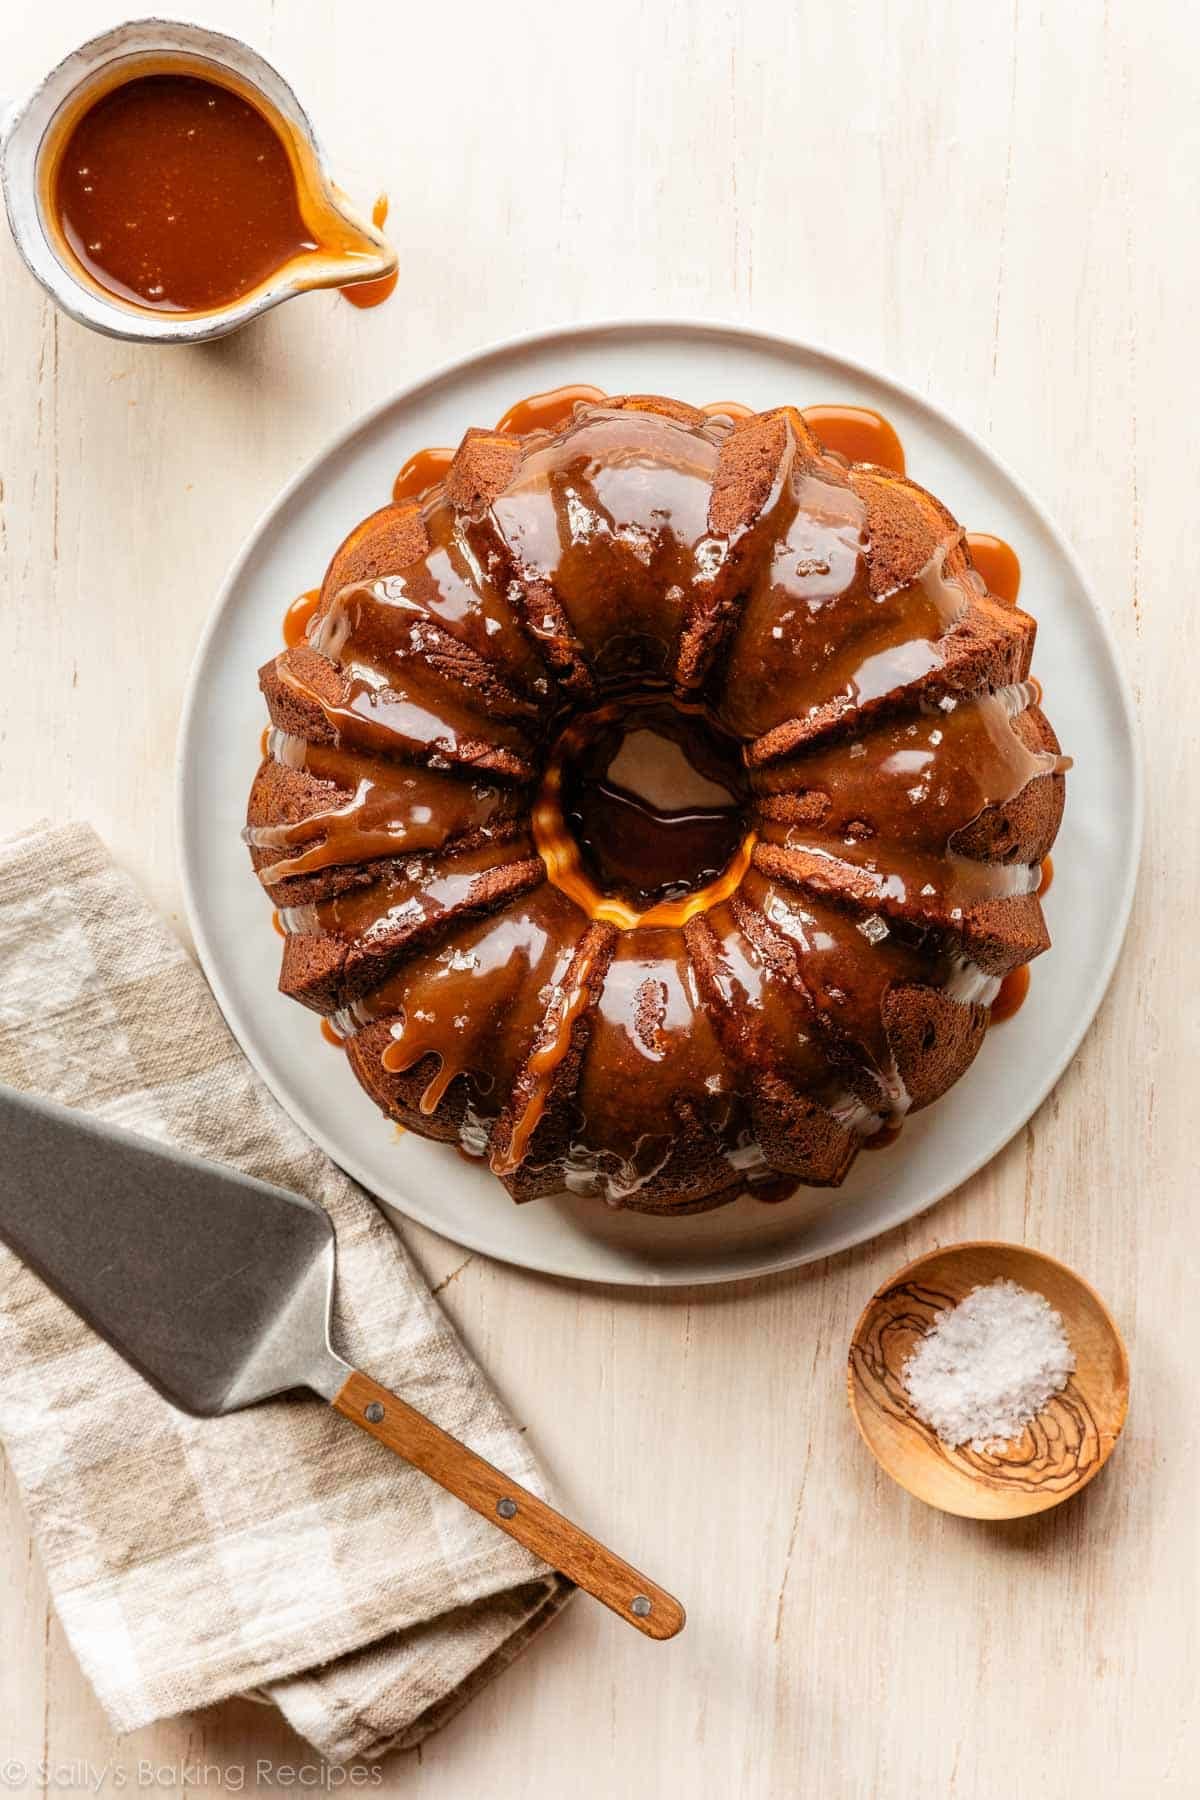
176;314;1144;1287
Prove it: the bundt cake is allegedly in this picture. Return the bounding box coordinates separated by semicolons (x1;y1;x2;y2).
245;395;1068;1215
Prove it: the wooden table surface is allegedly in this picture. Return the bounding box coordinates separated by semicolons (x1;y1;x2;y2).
0;2;1194;1795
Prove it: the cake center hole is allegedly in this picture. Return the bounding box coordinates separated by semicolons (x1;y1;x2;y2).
556;698;748;910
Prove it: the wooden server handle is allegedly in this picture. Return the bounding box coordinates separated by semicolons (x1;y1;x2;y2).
333;1368;685;1640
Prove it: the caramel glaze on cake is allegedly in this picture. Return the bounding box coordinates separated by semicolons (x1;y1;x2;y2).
244;396;1068;1214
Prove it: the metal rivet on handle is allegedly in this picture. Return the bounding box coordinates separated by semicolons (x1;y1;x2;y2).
364;1402;385;1423
496;1497;518;1519
630;1595;652;1618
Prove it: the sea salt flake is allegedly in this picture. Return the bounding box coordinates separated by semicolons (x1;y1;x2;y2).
857;915;890;944
901;1278;1075;1452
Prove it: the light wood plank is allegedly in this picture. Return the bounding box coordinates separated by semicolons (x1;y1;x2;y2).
0;0;1193;1793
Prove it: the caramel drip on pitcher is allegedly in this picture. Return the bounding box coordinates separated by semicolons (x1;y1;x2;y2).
340;195;399;309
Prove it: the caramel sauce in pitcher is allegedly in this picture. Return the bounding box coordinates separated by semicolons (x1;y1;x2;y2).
53;73;320;312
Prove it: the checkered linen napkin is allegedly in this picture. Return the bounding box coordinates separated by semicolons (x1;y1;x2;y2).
0;822;573;1763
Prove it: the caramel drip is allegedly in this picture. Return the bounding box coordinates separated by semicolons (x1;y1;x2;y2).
286;837;533;944
271;909;286;938
965;532;1021;605
488;408;726;686
751;687;1067;917
392;447;454;505
744;1172;799;1204
319;489;550;699
706;869;952;1120
696;402;906;471
701;400;756;422
801;405;906;474
340;194;398;308
561;926;746;1200
283;587;321;649
364;889;584;1130
246;732;515;881
700;885;873;1102
320;1018;347;1049
990;963;1031;1023
259;726;270;757
272;633;532;766
719;499;966;742
395;495;551;694
491;940;601;1174
495;384;609;437
1038;856;1054;898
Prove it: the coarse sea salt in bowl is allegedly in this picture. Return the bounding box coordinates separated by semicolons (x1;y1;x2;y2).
847;1241;1130;1519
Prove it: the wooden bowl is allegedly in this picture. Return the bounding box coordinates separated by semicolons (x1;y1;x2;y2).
847;1241;1129;1519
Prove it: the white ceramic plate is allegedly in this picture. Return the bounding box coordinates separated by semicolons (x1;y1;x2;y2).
178;320;1141;1287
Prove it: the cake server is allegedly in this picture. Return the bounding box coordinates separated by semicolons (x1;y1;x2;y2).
0;1082;684;1639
